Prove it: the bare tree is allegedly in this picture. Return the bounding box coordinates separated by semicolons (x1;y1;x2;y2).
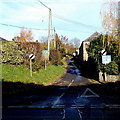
39;36;48;43
100;0;120;55
100;1;118;44
60;35;68;45
69;37;81;48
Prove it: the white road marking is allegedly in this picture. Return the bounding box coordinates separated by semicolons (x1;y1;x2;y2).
67;79;74;88
62;109;65;119
53;80;74;107
78;109;82;120
68;83;72;87
60;93;65;98
71;106;85;109
52;105;65;108
80;88;99;98
72;79;74;82
72;101;85;109
52;93;65;107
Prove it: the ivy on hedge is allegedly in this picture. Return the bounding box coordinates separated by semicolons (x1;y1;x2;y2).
1;41;25;64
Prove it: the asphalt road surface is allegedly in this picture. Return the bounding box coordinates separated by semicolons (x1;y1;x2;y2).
2;59;120;120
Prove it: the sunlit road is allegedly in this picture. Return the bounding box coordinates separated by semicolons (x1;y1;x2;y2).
2;59;120;120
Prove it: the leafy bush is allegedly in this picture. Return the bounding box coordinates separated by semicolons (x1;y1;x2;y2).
105;61;119;75
115;56;120;73
1;41;25;64
32;61;44;72
1;41;44;71
60;48;66;57
18;42;44;65
50;50;62;65
100;61;119;75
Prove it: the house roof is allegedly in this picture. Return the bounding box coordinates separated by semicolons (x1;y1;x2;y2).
0;37;7;41
84;32;101;42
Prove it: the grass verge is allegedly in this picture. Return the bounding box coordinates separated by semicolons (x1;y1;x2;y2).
2;64;66;85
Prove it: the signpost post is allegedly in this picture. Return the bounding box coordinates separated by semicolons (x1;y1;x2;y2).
29;54;35;77
45;53;46;70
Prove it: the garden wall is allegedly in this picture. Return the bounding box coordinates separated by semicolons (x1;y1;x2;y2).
99;71;120;82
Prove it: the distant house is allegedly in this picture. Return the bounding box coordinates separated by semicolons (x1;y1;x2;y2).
0;37;7;42
79;32;101;62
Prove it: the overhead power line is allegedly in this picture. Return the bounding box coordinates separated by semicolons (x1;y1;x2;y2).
52;13;101;31
0;23;95;33
36;0;101;31
57;28;92;33
38;1;98;29
0;23;53;31
37;0;50;9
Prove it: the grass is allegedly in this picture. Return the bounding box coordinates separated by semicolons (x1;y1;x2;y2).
2;64;66;85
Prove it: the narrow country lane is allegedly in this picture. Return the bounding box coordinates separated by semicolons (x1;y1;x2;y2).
2;58;120;120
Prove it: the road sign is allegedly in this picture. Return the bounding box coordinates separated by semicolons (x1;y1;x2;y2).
102;55;111;64
42;50;49;60
42;50;49;70
29;54;35;60
42;50;49;53
101;50;106;55
29;54;35;77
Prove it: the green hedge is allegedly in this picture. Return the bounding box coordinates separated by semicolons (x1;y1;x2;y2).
50;50;62;65
100;61;119;75
1;41;25;64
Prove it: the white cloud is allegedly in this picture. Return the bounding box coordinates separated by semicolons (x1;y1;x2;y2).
0;0;106;40
1;0;83;25
12;6;48;22
1;0;105;24
1;4;48;23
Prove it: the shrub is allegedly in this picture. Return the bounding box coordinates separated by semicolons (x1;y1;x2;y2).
60;48;66;57
1;41;44;71
50;50;62;65
32;61;44;72
100;61;119;75
18;42;44;65
105;61;119;75
1;41;25;64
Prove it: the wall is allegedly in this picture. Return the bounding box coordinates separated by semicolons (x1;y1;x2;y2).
99;71;120;82
83;41;90;61
78;41;90;62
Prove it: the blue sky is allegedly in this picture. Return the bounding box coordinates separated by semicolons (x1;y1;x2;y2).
0;0;112;42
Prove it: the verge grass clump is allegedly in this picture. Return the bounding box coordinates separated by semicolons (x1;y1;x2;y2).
2;64;66;85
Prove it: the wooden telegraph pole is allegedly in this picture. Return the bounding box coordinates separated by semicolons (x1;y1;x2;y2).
48;8;51;52
37;0;51;53
54;27;56;48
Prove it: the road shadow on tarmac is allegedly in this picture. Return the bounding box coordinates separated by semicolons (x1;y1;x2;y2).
2;80;120;120
2;80;120;106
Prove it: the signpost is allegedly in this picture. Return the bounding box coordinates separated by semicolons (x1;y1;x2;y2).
102;55;111;81
29;54;35;77
101;50;106;55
